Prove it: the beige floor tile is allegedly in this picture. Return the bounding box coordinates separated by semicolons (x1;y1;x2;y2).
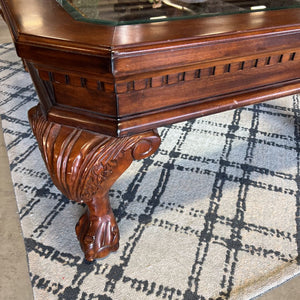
0;121;34;300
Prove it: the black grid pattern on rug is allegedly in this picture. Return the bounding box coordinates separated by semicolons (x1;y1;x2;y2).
1;43;300;300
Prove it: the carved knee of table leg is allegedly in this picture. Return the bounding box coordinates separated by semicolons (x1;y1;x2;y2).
28;105;161;260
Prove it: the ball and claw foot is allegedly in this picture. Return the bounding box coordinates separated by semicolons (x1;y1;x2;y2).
75;210;120;261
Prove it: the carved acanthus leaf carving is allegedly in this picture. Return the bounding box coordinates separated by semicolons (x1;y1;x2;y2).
28;105;160;203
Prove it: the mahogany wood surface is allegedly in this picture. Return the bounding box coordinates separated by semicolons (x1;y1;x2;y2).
1;0;300;137
1;0;300;259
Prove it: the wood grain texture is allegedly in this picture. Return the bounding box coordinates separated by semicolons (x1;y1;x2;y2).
1;0;299;137
28;105;161;261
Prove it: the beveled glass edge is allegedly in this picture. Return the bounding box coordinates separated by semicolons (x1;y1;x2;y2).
57;0;300;26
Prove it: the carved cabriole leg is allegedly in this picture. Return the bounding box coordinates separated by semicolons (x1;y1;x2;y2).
28;105;161;261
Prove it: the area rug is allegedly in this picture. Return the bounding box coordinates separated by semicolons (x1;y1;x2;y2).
1;42;300;300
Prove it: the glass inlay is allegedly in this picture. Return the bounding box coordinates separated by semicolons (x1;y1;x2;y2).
57;0;300;25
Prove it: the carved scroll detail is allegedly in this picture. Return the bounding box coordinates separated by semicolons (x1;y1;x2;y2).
28;105;161;260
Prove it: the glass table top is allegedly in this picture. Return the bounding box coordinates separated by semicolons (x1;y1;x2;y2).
57;0;300;25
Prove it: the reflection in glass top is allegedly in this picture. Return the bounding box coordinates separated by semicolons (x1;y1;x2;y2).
57;0;300;25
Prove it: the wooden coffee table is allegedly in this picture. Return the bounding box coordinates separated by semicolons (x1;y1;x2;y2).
1;0;300;261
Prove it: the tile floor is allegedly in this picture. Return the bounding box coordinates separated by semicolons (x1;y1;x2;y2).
0;16;300;300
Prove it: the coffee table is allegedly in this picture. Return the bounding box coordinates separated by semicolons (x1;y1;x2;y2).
1;0;300;261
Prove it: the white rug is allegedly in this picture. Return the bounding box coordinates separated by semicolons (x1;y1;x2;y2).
1;42;300;300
